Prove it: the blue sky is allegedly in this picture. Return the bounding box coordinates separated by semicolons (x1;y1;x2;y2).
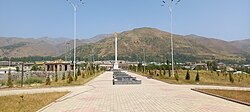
0;0;249;41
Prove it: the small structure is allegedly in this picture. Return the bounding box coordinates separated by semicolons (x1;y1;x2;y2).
192;63;208;70
113;70;141;85
45;60;72;71
0;67;17;80
226;66;235;72
233;71;247;75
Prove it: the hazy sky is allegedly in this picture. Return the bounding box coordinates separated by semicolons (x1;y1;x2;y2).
0;0;249;41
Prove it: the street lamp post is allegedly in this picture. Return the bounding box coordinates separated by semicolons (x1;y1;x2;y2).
143;48;146;73
67;0;77;78
162;0;181;77
169;0;174;77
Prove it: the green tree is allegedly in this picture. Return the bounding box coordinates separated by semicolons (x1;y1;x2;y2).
138;63;143;72
31;65;39;71
45;75;51;85
174;74;179;81
82;70;85;78
62;72;65;80
74;73;78;81
207;61;212;70
67;72;73;83
55;71;58;82
195;70;200;82
185;70;190;80
77;68;81;76
7;68;13;87
167;60;171;77
16;66;20;72
96;65;99;72
229;73;234;83
163;65;166;76
217;71;220;76
159;67;162;76
212;61;218;71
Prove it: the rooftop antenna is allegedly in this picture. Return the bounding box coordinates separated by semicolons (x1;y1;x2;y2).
161;0;181;77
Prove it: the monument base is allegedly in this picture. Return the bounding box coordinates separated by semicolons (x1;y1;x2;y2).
113;62;119;69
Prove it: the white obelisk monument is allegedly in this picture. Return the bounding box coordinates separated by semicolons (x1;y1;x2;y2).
113;32;119;69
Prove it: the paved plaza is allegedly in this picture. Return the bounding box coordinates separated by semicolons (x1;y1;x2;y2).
1;71;250;112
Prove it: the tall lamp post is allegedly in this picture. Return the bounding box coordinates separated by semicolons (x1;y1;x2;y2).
162;0;181;77
66;0;83;78
143;48;146;73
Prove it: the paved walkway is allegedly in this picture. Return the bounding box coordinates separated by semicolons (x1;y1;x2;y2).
38;71;250;112
1;71;250;112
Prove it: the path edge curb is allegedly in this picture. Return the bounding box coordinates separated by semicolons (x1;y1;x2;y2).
191;88;250;107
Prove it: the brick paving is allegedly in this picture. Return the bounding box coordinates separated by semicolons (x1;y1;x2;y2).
35;71;250;112
1;71;249;112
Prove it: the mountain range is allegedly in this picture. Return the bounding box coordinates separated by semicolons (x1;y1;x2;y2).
0;27;249;62
0;34;111;58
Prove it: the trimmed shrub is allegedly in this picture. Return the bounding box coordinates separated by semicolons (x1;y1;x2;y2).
7;68;13;87
163;68;166;76
229;73;234;83
0;81;6;86
168;70;171;77
77;68;81;76
174;74;179;81
195;70;200;82
82;71;85;78
74;73;78;81
185;70;190;80
55;71;58;82
45;75;51;85
25;77;43;84
159;68;162;76
67;72;73;83
62;72;65;80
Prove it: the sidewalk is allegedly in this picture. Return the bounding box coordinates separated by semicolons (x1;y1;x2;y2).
37;71;250;112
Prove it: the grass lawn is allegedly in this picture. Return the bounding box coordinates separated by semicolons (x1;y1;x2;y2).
0;92;69;112
134;70;250;87
49;71;104;87
198;89;250;104
0;71;104;89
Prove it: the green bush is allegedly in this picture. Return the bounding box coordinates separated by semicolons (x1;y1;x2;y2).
55;71;58;82
229;73;234;83
174;74;179;81
217;71;220;76
7;68;13;87
81;71;85;78
25;77;43;84
195;70;200;82
74;73;78;81
185;70;190;80
67;72;73;83
163;68;166;75
62;73;65;80
77;68;81;76
45;75;51;85
0;81;6;86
